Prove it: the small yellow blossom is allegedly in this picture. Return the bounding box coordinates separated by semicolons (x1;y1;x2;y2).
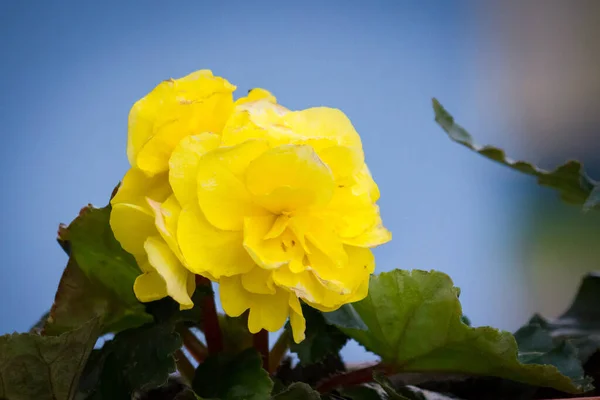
110;70;390;343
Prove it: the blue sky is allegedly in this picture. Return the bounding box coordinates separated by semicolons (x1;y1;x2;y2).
0;1;536;360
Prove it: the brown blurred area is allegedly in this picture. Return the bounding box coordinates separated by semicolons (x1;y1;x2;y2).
473;0;600;319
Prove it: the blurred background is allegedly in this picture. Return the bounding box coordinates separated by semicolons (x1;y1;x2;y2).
1;0;599;362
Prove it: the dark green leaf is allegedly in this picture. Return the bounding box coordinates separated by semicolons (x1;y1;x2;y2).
290;305;349;365
44;259;152;336
342;269;588;393
30;311;50;333
584;185;600;211
0;318;100;400
372;374;463;400
136;377;199;400
513;320;591;390
272;382;320;399
372;374;410;400
219;313;254;355
432;99;598;209
78;320;182;399
323;304;367;331
65;205;142;304
192;348;273;400
45;205;152;336
523;273;600;363
339;385;386;400
275;353;345;388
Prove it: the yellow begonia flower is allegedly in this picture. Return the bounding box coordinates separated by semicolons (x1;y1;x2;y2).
110;70;391;343
127;70;236;176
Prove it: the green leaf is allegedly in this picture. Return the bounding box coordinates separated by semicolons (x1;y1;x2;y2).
0;318;100;400
339;385;387;400
432;99;598;209
78;319;182;399
525;273;600;363
44;258;152;336
323;304;368;331
513;320;592;390
373;374;463;400
65;205;142;304
289;304;349;365
342;269;587;393
192;348;273;400
271;382;320;399
45;205;152;336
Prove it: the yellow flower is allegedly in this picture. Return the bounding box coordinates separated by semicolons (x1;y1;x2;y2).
110;168;196;310
127;70;236;176
110;70;391;343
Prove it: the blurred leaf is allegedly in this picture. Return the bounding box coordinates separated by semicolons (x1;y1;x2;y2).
78;319;181;399
432;99;598;209
136;377;199;400
373;374;463;400
0;318;100;400
30;311;50;333
339;384;387;400
192;348;273;400
584;185;600;212
289;304;348;365
46;205;152;336
275;353;345;388
523;273;600;363
342;269;589;394
323;304;367;331
514;320;592;390
271;382;320;399
219;313;254;354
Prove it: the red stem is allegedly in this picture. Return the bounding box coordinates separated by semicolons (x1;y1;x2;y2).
196;275;223;354
316;363;395;393
253;329;269;371
178;326;208;363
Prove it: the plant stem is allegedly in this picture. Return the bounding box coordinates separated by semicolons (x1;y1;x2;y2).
195;275;223;354
316;363;395;393
268;329;290;374
253;329;269;372
174;349;195;384
178;325;208;363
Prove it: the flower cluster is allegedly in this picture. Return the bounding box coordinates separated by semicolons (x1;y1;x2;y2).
110;70;391;342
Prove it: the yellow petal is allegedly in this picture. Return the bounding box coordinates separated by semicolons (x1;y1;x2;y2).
128;70;236;175
304;215;347;268
110;203;156;257
342;214;392;248
281;107;363;150
317;145;364;188
245;145;335;213
272;266;323;305
235;88;277;105
144;236;193;309
243;216;303;270
221;99;289;147
146;195;183;259
241;267;276;295
169;133;221;206
177;204;255;278
196;140;269;231
247;288;290;333
273;244;374;311
111;168;171;208
134;271;168;303
220;275;252;317
288;295;306;343
220;275;291;333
